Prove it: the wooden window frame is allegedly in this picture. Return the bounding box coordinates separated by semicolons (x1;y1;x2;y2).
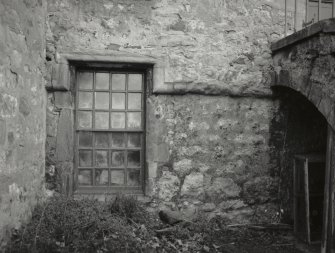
72;62;152;195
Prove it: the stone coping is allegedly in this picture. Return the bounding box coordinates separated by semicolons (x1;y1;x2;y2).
271;18;335;52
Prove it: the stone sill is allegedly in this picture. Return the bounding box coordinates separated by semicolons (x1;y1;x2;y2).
271;18;335;52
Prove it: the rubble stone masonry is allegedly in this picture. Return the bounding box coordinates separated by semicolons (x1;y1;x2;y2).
45;0;291;223
0;0;47;246
1;0;326;244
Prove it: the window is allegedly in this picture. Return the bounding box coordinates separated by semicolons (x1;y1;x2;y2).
306;0;334;25
75;68;145;193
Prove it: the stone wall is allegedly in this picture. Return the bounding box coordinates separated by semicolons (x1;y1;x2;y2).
148;95;282;222
0;0;47;246
271;19;335;222
272;20;335;130
45;0;292;223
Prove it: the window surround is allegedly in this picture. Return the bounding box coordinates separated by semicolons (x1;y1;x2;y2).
51;51;168;93
50;51;168;196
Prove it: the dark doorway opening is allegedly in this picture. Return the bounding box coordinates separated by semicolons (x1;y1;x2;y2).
270;86;328;248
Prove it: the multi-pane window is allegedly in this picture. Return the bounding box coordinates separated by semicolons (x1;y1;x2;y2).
75;70;145;192
307;0;334;24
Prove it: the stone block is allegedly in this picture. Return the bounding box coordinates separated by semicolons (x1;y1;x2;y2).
216;207;254;224
147;161;157;179
0;119;6;145
51;63;70;91
201;202;216;212
157;171;180;201
219;200;247;210
277;69;291;87
308;82;323;107
318;95;333;119
0;94;17;118
206;178;241;200
327;104;335;130
57;162;74;196
18;96;31;116
155;143;170;162
56;109;74;162
173;159;192;177
181;172;204;198
54;91;73;109
243;176;278;204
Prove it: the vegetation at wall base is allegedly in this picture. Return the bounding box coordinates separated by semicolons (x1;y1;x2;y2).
5;195;302;253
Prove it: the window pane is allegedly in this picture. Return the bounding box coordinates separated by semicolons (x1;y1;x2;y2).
127;169;140;186
78;72;93;89
96;73;109;90
78;111;92;129
112;93;125;109
111;133;125;147
78;92;93;109
112;74;126;90
128;93;141;109
95;169;109;185
95;112;109;129
111;151;125;167
95;132;109;148
79;132;92;147
128;74;142;91
79;150;92;167
127;150;140;167
127;112;141;129
111;170;124;185
95;92;109;110
111;112;125;128
127;133;141;148
96;150;108;167
78;170;92;185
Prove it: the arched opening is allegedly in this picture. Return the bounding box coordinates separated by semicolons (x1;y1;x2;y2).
270;86;328;248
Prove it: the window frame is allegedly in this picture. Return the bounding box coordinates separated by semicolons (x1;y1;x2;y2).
305;0;335;26
71;62;151;194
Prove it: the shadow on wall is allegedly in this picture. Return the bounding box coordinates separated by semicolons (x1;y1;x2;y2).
269;86;328;224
